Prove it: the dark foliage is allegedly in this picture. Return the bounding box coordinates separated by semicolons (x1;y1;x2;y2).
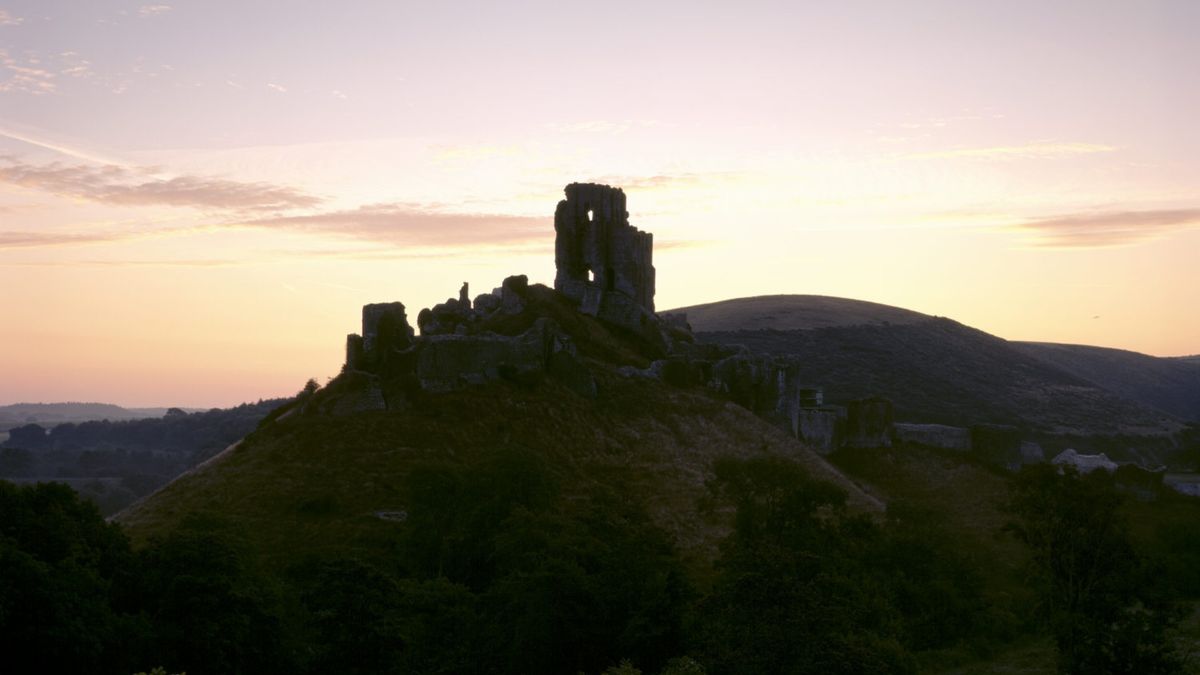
0;481;290;675
1006;465;1185;674
394;445;690;675
0;399;282;515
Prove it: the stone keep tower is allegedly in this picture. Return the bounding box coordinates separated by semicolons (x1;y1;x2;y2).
554;183;655;313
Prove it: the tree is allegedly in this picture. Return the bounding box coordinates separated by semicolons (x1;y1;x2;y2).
694;456;914;675
1005;464;1183;674
0;480;146;674
130;523;288;675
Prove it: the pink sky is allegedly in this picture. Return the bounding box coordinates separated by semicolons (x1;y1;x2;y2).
1;1;1197;406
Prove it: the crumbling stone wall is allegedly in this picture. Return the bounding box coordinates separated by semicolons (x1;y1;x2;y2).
844;397;895;449
893;423;972;451
554;183;655;312
362;302;413;352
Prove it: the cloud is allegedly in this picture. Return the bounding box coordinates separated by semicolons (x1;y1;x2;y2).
0;49;56;94
0;125;123;165
0;10;22;26
1014;207;1200;247
586;172;743;191
138;5;172;17
548;120;661;136
905;142;1115;161
0;157;322;213
0;231;121;249
266;82;287;93
248;203;550;248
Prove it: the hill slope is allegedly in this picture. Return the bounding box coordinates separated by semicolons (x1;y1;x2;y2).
1013;342;1200;422
671;294;931;331
117;290;881;570
0;402;175;428
677;295;1183;438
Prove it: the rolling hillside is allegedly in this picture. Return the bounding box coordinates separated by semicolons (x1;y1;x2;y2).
1014;342;1200;422
675;296;1186;438
117;289;881;570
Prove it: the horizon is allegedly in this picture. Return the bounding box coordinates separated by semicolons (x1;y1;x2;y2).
2;1;1197;407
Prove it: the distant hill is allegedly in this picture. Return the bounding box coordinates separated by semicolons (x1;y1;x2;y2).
670;294;930;331
1014;342;1200;422
0;402;184;429
2;399;284;515
677;295;1185;441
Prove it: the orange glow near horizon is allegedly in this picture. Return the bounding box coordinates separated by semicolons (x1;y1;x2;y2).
1;1;1197;407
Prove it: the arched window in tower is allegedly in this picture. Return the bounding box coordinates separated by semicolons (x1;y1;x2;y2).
587;208;594;222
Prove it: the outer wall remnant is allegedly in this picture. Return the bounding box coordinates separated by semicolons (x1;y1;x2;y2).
844;397;894;449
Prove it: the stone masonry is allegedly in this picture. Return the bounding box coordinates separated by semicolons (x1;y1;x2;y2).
554;183;655;313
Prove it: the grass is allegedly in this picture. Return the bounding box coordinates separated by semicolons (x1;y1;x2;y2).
116;366;879;582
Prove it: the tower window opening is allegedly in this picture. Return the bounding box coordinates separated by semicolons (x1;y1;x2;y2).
587;208;594;222
587;268;594;283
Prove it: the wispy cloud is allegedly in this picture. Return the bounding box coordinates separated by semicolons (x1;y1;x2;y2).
586;172;744;191
1014;207;1200;247
0;10;22;26
138;5;172;18
905;142;1115;161
248;203;550;248
0;125;126;165
0;231;120;248
0;157;322;213
0;49;56;95
266;82;287;93
548;120;661;136
1;257;240;267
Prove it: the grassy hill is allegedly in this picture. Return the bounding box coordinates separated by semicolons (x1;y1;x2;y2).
0;402;177;429
1012;342;1200;423
106;289;1200;673
678;296;1185;440
117;290;880;572
670;294;931;331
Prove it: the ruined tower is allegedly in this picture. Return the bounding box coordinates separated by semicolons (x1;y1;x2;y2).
554;183;655;313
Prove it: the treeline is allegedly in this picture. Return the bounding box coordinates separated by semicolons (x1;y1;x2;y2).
0;452;1194;674
0;400;283;514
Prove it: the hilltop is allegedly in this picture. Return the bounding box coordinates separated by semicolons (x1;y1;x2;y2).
117;185;881;569
0;402;179;429
672;294;931;331
678;295;1188;441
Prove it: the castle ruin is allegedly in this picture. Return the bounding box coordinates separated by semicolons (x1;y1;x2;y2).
554;183;655;314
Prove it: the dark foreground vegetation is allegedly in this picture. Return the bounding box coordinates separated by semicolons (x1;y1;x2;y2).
0;400;283;515
2;449;1197;675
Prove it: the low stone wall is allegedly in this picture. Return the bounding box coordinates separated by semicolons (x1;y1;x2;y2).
893;423;971;451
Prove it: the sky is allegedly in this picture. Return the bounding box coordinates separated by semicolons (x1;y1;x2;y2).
1;0;1197;407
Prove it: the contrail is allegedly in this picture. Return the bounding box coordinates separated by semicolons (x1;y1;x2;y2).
0;121;127;166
